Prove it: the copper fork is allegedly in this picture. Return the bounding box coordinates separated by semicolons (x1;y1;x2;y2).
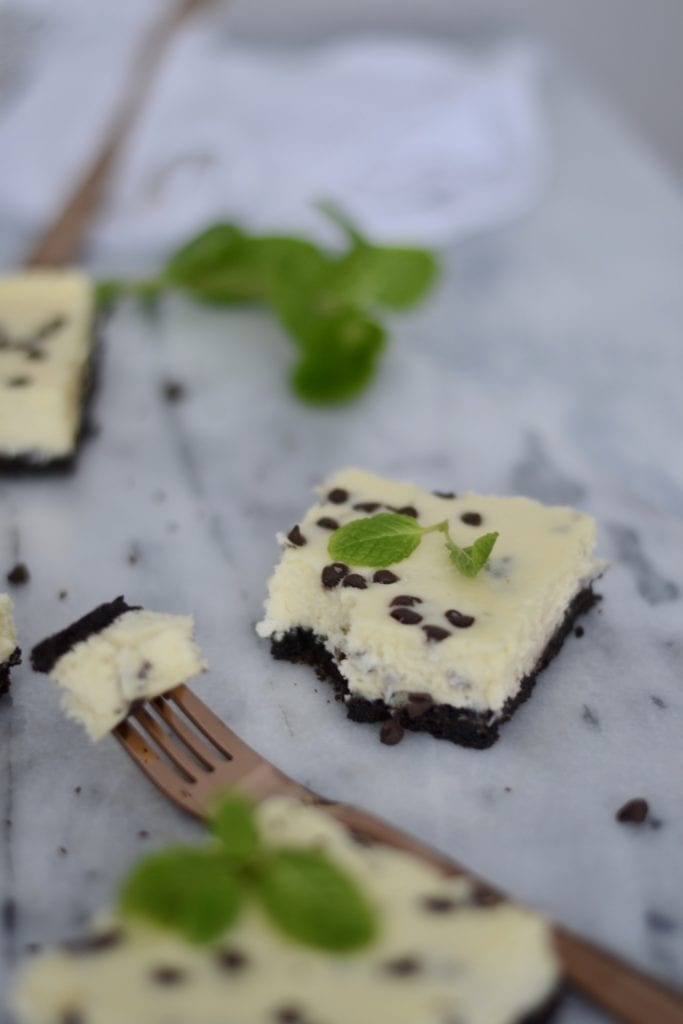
114;685;683;1024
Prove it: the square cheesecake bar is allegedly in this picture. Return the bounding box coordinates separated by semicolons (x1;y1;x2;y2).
257;468;606;748
0;594;21;696
0;270;96;467
31;596;207;740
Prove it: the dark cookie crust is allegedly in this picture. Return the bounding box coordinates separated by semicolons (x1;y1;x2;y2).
31;596;140;674
0;647;21;698
270;587;599;748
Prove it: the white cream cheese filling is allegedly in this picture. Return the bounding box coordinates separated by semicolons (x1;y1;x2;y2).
258;468;606;715
12;797;559;1024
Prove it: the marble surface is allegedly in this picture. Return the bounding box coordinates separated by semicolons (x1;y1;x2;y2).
1;54;683;1024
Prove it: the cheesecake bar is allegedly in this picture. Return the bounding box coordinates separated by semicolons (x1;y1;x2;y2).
0;594;20;696
257;468;606;748
0;270;95;466
31;596;207;741
12;797;560;1024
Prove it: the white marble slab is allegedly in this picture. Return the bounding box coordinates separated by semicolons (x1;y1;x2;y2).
1;64;683;1024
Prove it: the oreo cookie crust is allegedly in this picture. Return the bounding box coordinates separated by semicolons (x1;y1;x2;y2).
258;468;607;747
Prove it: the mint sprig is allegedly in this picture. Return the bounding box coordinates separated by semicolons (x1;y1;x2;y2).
119;794;377;953
97;207;438;405
328;513;498;579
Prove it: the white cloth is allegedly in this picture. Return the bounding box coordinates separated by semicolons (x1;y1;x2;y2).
0;0;546;266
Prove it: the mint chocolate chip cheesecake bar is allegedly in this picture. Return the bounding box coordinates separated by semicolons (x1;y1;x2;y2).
12;797;560;1024
31;596;207;740
257;468;607;748
0;271;96;467
0;594;20;696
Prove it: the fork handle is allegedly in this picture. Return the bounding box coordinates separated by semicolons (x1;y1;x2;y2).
323;801;683;1024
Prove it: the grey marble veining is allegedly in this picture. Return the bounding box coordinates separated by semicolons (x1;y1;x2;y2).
1;75;683;1024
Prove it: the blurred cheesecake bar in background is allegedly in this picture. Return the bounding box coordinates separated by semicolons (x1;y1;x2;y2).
0;594;20;696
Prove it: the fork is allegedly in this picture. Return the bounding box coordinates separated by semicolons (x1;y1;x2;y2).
114;685;683;1024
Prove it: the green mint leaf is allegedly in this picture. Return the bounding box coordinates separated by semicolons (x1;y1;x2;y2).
290;308;386;404
328;512;423;566
210;794;261;866
447;531;499;578
327;245;439;311
257;849;377;952
119;846;242;943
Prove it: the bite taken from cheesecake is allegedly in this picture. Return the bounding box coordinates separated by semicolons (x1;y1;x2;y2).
257;468;607;748
31;596;207;740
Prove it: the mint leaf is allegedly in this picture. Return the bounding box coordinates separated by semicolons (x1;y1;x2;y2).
119;846;242;943
447;531;499;578
328;245;438;311
328;513;423;566
257;849;377;952
290;309;386;404
210;795;261;866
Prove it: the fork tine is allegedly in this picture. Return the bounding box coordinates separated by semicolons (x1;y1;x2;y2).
170;685;260;761
152;694;226;767
114;720;203;818
131;705;204;781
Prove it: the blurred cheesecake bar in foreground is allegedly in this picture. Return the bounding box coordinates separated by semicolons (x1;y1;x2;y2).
258;468;607;748
0;271;95;466
12;796;560;1024
0;594;20;696
31;596;207;740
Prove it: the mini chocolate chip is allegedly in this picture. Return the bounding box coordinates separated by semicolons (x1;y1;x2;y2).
422;625;451;643
137;660;153;679
321;562;349;588
26;348;46;360
432;490;456;499
406;692;434;718
461;511;483;526
373;569;399;584
216;948;248;972
471;884;503;907
574;625;584;638
343;573;367;589
58;589;68;600
327;488;349;504
422;896;457;913
445;609;475;629
162;379;186;403
62;929;124;954
287;524;306;547
6;563;30;585
7;375;31;387
390;607;423;625
616;798;649;824
138;829;149;839
58;846;68;856
395;505;418;518
32;315;66;341
383;956;420;976
275;1008;304;1023
380;717;404;746
390;594;422;607
316;517;339;530
74;787;81;795
353;501;380;513
151;966;186;985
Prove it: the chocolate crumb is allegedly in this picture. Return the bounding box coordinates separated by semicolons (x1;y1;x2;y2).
137;660;153;680
445;609;475;629
353;501;380;513
616;798;649;824
645;910;678;934
422;896;457;913
275;1008;304;1023
395;505;418;518
574;625;584;638
471;884;503;907
461;512;483;526
390;607;423;625
316;517;338;530
373;569;399;584
7;563;30;585
383;956;420;976
342;573;367;589
216;948;248;972
127;545;140;565
7;375;31;387
390;594;422;607
321;563;349;588
380;717;404;746
138;829;149;839
74;787;81;795
162;379;186;403
406;692;434;718
327;488;349;504
422;625;451;643
63;929;124;955
58;589;68;600
432;490;456;499
287;524;306;547
151;966;186;985
58;846;68;856
59;1009;84;1024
